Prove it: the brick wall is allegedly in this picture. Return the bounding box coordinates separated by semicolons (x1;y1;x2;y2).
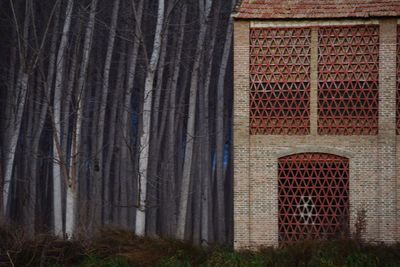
233;18;399;249
233;20;251;248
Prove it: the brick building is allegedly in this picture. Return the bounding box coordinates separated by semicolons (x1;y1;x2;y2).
232;0;400;248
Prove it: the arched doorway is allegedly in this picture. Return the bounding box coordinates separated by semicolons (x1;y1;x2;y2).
278;153;350;244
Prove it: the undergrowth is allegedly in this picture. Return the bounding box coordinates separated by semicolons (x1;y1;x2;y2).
0;225;399;266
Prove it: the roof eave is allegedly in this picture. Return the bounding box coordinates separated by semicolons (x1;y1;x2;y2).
233;14;400;20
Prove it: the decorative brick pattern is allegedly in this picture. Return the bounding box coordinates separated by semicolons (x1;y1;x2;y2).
278;153;350;245
250;28;311;134
318;25;379;135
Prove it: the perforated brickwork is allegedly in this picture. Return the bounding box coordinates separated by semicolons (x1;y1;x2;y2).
278;153;350;245
318;25;379;135
250;28;311;134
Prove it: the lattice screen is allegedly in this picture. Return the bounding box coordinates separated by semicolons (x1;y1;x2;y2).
278;153;350;245
397;26;400;134
250;28;311;135
318;25;379;135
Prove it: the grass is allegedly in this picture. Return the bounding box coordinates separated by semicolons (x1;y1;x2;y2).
0;226;399;266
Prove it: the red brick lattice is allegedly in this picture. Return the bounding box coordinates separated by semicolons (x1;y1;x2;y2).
397;26;400;134
318;25;379;135
250;28;311;134
278;153;350;245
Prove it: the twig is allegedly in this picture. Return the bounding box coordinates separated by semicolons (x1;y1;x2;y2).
6;250;15;267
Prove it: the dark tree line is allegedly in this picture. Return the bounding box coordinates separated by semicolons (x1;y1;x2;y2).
0;0;235;245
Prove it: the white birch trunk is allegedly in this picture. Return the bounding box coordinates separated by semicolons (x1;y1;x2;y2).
3;73;28;215
66;0;97;238
135;0;165;236
147;0;173;235
53;0;74;236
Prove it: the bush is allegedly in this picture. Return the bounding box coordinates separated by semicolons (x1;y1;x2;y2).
0;225;399;267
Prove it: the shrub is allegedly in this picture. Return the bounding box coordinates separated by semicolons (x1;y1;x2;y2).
0;225;399;267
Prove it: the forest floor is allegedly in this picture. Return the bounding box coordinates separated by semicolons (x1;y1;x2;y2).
0;226;399;267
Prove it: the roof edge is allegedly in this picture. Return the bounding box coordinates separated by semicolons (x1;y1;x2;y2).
232;14;400;21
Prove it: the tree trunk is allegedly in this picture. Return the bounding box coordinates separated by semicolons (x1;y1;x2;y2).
146;0;174;236
176;0;212;240
136;0;165;236
215;0;235;243
103;39;126;225
199;1;221;245
92;0;120;227
67;0;98;238
3;0;31;217
3;72;28;216
52;0;74;237
118;0;144;230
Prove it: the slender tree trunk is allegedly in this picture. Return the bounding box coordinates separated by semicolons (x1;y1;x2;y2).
199;2;221;245
176;0;212;240
104;39;126;225
146;0;173;235
4;24;17;142
92;0;120;227
161;4;187;237
30;2;61;232
118;0;144;229
215;0;235;243
3;72;28;216
192;138;202;245
87;48;103;230
67;0;98;238
22;77;38;236
61;23;82;179
174;67;190;234
3;0;31;217
136;0;165;236
52;0;74;236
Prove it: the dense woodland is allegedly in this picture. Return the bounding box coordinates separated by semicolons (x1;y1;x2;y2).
0;0;236;245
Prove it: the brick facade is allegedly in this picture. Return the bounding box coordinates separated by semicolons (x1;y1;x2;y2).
233;18;400;249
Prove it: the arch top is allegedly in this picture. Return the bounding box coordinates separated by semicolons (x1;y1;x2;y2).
274;146;354;159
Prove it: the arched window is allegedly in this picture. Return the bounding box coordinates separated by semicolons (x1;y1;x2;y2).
278;153;350;245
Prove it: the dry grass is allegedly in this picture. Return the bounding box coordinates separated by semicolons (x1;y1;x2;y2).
0;224;86;266
0;225;204;266
0;225;399;266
